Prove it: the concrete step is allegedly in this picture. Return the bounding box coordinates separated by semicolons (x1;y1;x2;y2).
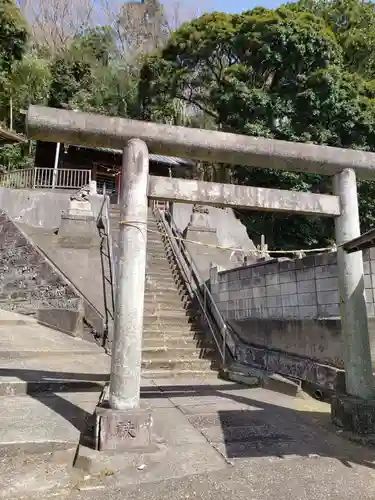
143;297;191;308
110;224;160;230
142;346;215;361
0;377;107;397
142;336;213;348
0;352;110;396
113;232;164;242
112;237;163;246
141;369;219;379
147;246;170;253
146;235;165;242
143;314;198;327
0;392;101;455
113;244;168;256
146;269;176;278
144;303;194;314
146;270;181;279
144;290;189;300
148;257;175;266
146;242;166;249
0;321;106;357
153;251;173;258
146;254;174;262
0;312;38;327
113;255;173;266
145;282;182;293
141;357;217;371
110;207;156;216
143;292;191;303
146;266;180;276
146;264;178;273
145;280;184;291
143;317;196;328
110;209;157;221
143;325;204;335
145;281;185;292
149;283;186;294
110;226;161;234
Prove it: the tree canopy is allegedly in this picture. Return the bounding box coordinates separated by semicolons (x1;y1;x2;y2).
139;0;375;249
1;0;375;249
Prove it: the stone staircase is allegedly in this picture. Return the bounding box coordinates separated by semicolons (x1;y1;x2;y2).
110;205;219;379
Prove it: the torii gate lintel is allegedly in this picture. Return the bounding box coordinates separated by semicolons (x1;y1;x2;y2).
27;106;375;444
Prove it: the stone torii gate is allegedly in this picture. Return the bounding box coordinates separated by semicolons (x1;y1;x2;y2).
27;105;375;446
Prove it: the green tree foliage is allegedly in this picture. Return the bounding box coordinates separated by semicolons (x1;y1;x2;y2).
71;27;117;66
48;57;93;109
0;0;28;121
0;0;28;73
0;0;29;169
139;2;375;249
47;26;140;117
2;0;375;251
9;53;51;126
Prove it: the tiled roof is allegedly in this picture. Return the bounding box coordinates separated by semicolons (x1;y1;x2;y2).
71;145;195;167
0;128;27;144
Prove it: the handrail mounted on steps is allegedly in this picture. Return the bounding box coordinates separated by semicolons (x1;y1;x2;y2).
96;184;117;348
153;205;231;367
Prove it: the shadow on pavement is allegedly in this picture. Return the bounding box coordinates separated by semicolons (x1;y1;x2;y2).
0;367;108;434
2;368;375;472
138;381;375;471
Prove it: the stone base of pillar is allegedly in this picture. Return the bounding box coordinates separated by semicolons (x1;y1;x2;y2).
95;387;153;452
331;394;375;435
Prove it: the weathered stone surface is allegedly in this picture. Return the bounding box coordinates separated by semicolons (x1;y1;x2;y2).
58;213;99;248
96;406;153;452
148;176;340;216
331;394;375;435
0;211;81;321
225;324;345;393
36;305;84;336
27;104;375;180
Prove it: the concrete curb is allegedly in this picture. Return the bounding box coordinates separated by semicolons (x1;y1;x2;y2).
219;363;303;398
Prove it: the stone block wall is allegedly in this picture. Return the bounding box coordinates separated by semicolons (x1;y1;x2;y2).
209;250;375;387
0;211;96;339
210;250;375;321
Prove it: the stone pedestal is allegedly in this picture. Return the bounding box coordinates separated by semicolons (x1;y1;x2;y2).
89;180;97;195
188;204;211;229
184;204;248;280
66;199;93;217
184;225;218;280
58;200;99;248
95;386;153;452
331;394;375;435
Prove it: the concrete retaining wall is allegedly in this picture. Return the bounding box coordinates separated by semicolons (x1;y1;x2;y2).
171;203;256;279
0;187;103;229
210;250;375;390
0;211;103;340
211;250;375;322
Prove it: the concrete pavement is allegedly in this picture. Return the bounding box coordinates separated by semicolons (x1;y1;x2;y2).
0;309;109;456
1;309;375;499
58;457;375;500
4;379;375;499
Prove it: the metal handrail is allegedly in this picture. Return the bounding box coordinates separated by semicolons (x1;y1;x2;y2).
154;206;228;365
97;185;116;288
105;198;116;290
97;184;107;226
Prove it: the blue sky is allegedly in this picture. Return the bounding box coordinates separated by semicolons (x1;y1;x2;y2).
212;0;284;13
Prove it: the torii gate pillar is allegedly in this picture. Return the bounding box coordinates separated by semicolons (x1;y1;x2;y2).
332;169;375;434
